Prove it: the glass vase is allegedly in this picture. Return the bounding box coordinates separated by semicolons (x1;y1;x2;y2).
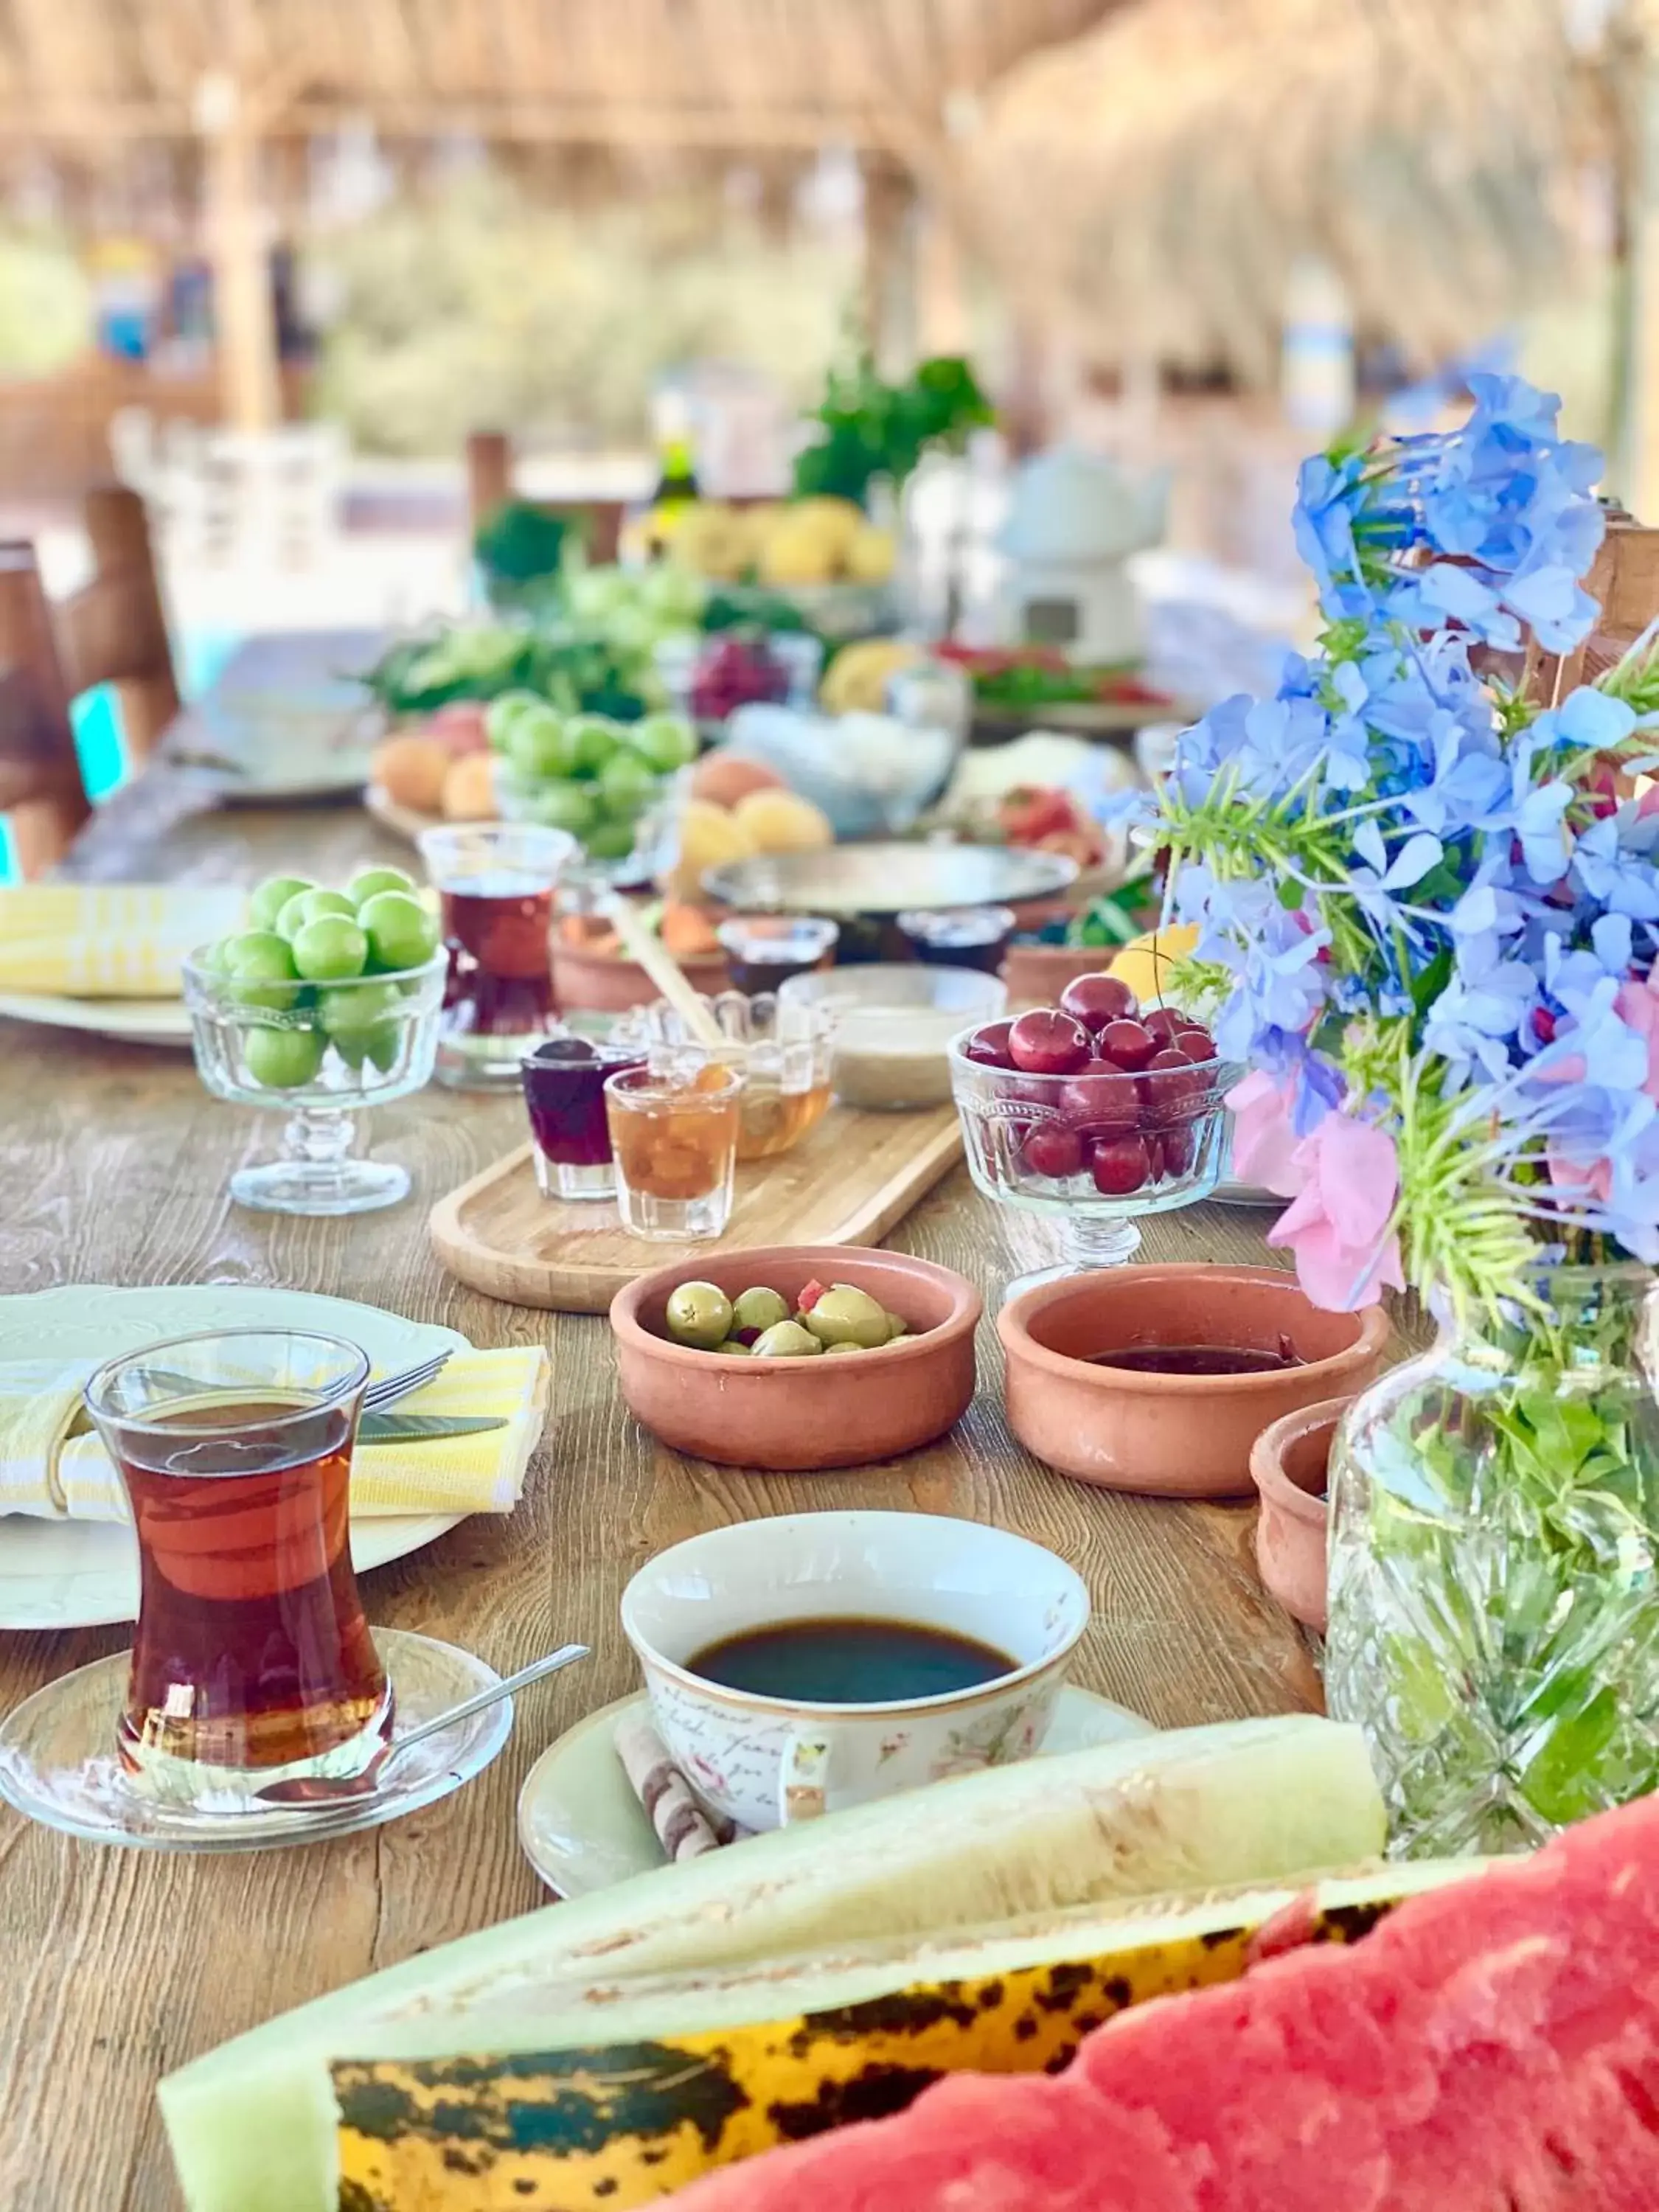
1326;1265;1659;1857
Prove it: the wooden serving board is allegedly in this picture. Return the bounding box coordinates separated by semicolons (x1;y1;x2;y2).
429;1103;964;1311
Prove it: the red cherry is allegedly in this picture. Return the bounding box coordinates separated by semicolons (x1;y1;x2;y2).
1160;1122;1194;1178
1059;1059;1139;1135
1142;1007;1189;1045
1139;1048;1207;1124
1021;1123;1084;1180
1007;1009;1092;1076
1176;1028;1216;1063
963;1020;1017;1070
1091;1134;1152;1195
1058;974;1138;1032
1097;1018;1157;1073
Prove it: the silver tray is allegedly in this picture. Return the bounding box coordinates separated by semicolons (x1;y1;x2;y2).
702;843;1079;918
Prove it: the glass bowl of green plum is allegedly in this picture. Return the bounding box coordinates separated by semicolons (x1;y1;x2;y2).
182;864;447;1216
486;695;697;890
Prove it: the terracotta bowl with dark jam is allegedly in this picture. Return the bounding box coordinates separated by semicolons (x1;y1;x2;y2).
998;1264;1390;1498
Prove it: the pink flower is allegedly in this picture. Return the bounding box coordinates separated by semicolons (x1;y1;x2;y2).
1226;1071;1305;1197
1267;1113;1405;1310
1615;972;1659;1102
1547;1148;1613;1205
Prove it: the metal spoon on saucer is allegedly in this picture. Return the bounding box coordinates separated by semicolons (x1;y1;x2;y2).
254;1643;589;1807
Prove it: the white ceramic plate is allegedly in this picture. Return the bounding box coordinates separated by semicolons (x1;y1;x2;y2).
518;1685;1155;1899
0;995;194;1048
0;1285;470;1631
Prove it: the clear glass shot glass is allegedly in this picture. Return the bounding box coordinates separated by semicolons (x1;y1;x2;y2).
519;1034;647;1203
714;914;840;995
83;1330;390;1812
604;1062;743;1241
417;821;577;1088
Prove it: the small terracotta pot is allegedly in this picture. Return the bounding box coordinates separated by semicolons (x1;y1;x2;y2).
1250;1395;1350;1632
999;942;1108;1008
998;1265;1390;1498
552;942;731;1015
611;1244;981;1472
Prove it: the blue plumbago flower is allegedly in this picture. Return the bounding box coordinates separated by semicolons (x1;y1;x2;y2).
1141;371;1659;1310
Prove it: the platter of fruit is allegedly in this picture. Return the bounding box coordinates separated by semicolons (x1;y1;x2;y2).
641;496;897;637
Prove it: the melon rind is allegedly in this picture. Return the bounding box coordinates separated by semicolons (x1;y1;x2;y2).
161;1715;1384;2212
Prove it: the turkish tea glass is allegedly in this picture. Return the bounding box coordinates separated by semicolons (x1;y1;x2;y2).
83;1329;391;1812
417;822;577;1088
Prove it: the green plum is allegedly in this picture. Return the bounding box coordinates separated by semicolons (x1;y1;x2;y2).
223;930;301;1011
276;887;357;939
582;818;639;861
327;1019;404;1074
598;751;658;816
625;713;697;774
196;937;234;975
248;874;316;931
347;866;416;908
563;715;622;776
507;710;573;781
357;891;439;973
291;915;369;983
316;979;404;1038
524;782;597;837
243;1022;325;1090
485;689;549;754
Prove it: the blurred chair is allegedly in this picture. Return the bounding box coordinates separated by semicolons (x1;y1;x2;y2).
0;543;91;878
465;430;626;563
54;486;181;763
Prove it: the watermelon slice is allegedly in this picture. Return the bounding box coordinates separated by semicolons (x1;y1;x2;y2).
669;1793;1659;2211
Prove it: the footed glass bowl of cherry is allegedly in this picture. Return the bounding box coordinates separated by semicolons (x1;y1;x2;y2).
947;973;1242;1295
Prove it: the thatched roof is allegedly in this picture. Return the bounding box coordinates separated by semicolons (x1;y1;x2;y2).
0;0;1115;153
963;0;1597;379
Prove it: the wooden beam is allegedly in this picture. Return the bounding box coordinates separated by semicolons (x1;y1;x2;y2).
197;72;280;434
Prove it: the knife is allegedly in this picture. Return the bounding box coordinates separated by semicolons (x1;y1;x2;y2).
356;1414;509;1446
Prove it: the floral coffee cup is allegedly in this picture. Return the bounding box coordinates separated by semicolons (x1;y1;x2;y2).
620;1509;1090;1832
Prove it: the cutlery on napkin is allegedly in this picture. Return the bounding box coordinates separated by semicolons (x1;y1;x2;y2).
0;885;245;998
0;1346;548;1521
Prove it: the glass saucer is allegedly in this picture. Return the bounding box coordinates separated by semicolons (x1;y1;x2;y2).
0;1628;510;1852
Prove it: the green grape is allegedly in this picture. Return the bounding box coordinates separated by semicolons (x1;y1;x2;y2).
583;818;638;861
248;875;316;931
524;782;597;836
243;1023;325;1089
291;916;369;983
355;892;439;973
507;710;572;780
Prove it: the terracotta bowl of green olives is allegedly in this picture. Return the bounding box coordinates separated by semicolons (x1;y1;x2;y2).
609;1245;981;1471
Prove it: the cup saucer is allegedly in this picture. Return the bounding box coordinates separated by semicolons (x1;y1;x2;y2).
518;1683;1155;1899
0;1628;510;1852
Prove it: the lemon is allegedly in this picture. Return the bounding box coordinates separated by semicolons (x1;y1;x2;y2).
1109;923;1201;1008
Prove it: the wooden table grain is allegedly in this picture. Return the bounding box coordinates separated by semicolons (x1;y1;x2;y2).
0;671;1317;2212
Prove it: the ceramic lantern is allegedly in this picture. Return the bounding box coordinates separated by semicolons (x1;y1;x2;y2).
996;445;1169;664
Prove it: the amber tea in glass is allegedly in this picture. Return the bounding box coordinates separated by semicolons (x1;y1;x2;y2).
84;1329;390;1809
418;823;576;1088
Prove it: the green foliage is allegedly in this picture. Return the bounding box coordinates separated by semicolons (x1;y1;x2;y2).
312;173;858;456
792;352;993;504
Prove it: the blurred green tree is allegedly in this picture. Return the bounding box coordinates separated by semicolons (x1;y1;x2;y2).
311;170;858;455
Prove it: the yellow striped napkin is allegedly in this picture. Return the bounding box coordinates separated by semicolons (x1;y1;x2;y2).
0;1347;547;1523
0;885;245;998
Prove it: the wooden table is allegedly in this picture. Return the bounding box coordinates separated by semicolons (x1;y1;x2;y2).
0;705;1318;2212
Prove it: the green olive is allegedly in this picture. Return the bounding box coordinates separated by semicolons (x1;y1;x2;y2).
883;1310;909;1341
665;1281;735;1349
751;1320;824;1358
731;1286;790;1335
802;1284;891;1350
711;1338;751;1357
821;1340;866;1355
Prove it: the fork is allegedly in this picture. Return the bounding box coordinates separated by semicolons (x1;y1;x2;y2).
363;1351;452;1413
